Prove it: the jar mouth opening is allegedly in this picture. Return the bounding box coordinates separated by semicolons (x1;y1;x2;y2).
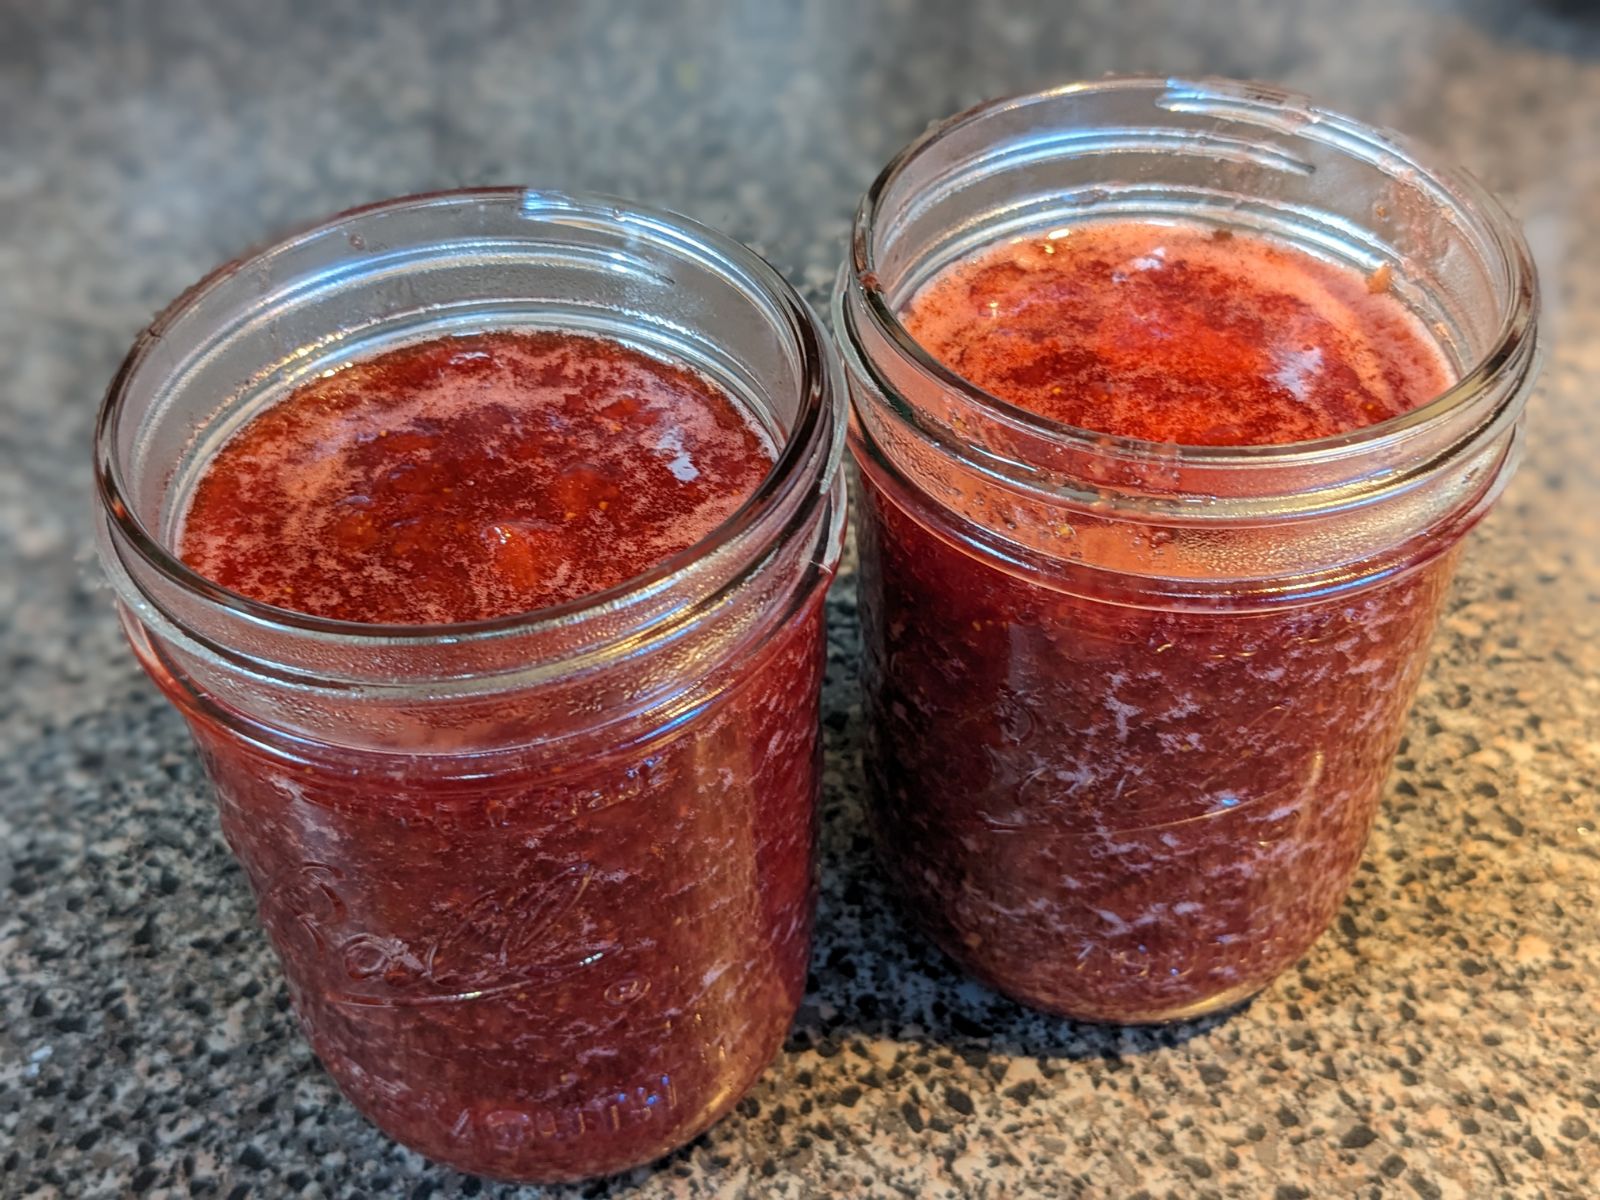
96;188;840;647
848;76;1539;469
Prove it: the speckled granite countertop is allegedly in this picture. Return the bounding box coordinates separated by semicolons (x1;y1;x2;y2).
3;1;1598;1197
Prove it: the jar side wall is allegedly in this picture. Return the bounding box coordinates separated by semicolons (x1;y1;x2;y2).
186;593;828;1183
854;466;1460;1022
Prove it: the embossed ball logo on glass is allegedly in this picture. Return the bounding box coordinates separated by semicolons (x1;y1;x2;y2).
273;860;615;1006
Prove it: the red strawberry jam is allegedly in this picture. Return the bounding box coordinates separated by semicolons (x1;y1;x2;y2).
173;330;825;1180
858;222;1459;1022
180;330;773;623
903;222;1443;445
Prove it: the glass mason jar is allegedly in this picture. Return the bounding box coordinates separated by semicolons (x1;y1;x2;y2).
96;190;846;1181
835;79;1539;1024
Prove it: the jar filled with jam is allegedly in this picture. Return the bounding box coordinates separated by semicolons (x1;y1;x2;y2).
836;79;1540;1023
96;191;846;1180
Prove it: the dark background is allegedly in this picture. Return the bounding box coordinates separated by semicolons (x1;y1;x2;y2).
3;2;1598;1197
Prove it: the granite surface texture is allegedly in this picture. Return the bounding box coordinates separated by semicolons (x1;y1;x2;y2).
3;1;1598;1197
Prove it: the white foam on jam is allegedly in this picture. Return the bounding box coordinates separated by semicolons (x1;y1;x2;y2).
1269;344;1326;404
653;427;700;483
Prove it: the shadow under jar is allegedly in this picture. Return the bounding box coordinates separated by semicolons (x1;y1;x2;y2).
835;79;1540;1024
95;191;846;1181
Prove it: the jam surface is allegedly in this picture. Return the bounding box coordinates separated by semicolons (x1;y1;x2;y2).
181;330;772;622
904;221;1450;444
171;330;822;1180
858;222;1461;1022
